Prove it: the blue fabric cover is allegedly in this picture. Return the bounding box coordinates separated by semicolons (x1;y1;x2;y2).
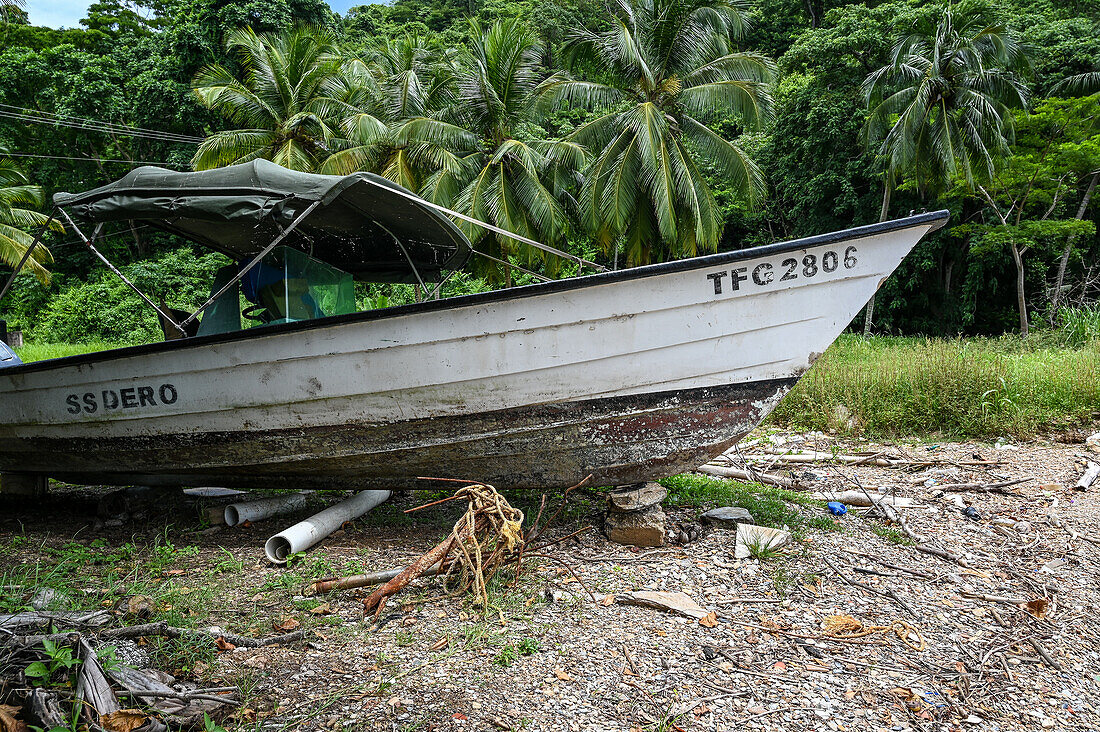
0;341;22;368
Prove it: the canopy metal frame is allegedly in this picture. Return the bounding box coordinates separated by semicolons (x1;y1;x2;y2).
55;209;189;337
0;177;608;337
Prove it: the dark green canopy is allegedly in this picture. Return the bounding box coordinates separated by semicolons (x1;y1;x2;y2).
53;160;471;283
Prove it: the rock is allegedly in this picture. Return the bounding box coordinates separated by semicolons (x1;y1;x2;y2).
614;590;711;619
1086;431;1100;452
701;506;755;528
606;482;667;512
606;505;666;547
734;524;792;559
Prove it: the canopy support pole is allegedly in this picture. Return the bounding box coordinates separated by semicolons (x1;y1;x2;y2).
0;211;55;304
56;209;187;337
427;270;455;300
472;250;553;283
178;199;323;329
392;237;428;295
362;182;608;273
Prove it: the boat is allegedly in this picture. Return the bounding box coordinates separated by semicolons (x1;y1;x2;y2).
0;160;948;491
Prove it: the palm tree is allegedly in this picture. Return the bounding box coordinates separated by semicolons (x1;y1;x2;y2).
0;154;55;284
321;34;457;189
191;26;356;172
392;19;585;279
1052;72;1100;98
540;0;775;266
860;3;1029;333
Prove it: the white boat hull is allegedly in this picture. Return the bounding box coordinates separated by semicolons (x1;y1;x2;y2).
0;213;947;489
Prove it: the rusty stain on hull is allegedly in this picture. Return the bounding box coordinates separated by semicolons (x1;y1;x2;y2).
2;378;796;489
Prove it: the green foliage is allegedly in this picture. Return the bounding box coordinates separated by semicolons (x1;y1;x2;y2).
542;0;775;265
24;638;81;687
0;0;1096;340
493;637;540;666
192;25;356;171
771;333;1100;436
29;247;228;344
0;153;56;282
864;1;1030;194
659;473;821;538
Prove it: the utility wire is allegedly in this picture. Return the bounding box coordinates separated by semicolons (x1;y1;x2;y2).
0;104;203;143
0;110;200;145
3;152;189;167
0;104;204;140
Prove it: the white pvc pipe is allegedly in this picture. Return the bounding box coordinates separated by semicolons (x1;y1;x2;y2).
264;490;391;564
224;491;310;527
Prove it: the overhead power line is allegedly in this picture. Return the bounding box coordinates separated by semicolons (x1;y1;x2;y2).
0;104;203;144
3;152;189;167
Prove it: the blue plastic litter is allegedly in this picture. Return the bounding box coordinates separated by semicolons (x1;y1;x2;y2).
826;501;847;516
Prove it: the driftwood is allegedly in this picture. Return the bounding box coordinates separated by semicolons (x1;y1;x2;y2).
107;666;237;725
821;556;919;618
852;484;970;568
75;638;121;724
937;478;1032;495
1075;462;1100;491
696;464;801;489
814;490;921;508
30;689;67;729
0;610;111;631
101;621;306;648
305;562;446;596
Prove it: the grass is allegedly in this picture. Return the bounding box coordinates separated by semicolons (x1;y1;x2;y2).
770;333;1100;438
14;340;128;362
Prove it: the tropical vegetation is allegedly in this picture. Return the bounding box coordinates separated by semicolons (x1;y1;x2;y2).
0;0;1097;342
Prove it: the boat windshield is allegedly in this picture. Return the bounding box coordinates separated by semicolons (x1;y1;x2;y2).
194;247;356;337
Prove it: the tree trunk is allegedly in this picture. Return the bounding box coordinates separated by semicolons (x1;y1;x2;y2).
862;183;892;336
1051;170;1098;318
1010;242;1028;338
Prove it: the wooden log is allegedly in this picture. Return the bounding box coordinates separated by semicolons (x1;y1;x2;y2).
813;490;920;508
0;610;111;631
695;465;800;489
100;621;306;648
1075;462;1100;491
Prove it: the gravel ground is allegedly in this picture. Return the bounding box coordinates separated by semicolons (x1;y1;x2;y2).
3;429;1100;732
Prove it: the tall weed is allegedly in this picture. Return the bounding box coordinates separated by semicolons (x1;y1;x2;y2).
770;334;1100;437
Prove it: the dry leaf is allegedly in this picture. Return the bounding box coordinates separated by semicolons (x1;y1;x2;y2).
600;595;615;606
273;617;300;632
309;603;333;616
215;636;236;651
0;703;28;732
698;612;718;628
100;709;149;732
452;713;468;721
1024;597;1050;619
772;661;787;671
401;616;418;627
553;667;573;682
430;637;449;652
165;569;186;576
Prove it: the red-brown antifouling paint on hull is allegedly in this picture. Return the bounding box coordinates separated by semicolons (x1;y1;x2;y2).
2;378;797;490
